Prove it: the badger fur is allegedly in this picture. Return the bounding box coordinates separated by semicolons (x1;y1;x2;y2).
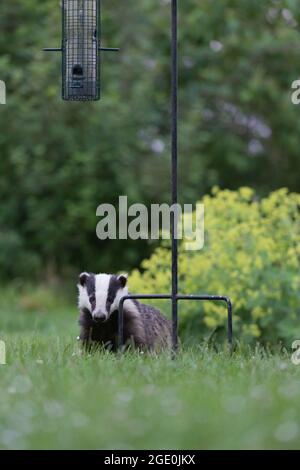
77;272;172;352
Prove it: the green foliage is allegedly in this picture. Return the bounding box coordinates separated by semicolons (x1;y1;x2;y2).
130;188;300;345
1;1;300;278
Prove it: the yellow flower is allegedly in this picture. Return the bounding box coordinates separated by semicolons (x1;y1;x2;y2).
130;188;300;342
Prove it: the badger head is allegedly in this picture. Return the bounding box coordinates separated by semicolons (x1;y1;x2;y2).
78;272;128;323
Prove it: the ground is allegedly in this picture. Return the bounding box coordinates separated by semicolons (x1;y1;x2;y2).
0;286;299;450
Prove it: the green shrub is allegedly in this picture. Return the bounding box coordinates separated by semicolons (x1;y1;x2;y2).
130;188;300;345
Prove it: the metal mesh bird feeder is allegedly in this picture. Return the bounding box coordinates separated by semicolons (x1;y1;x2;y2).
62;0;100;101
44;0;119;101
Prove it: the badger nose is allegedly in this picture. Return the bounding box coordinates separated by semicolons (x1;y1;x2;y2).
93;312;106;323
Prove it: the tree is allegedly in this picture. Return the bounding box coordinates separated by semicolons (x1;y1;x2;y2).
0;0;299;279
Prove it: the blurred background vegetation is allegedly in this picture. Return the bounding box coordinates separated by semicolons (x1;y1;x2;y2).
0;0;299;344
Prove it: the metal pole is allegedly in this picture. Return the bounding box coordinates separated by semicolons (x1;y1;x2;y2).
171;0;178;353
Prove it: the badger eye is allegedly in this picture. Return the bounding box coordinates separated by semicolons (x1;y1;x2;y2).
89;295;96;304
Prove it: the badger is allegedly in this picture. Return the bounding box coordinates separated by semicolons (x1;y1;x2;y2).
77;272;172;352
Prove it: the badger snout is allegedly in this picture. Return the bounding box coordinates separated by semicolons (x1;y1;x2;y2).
93;311;107;323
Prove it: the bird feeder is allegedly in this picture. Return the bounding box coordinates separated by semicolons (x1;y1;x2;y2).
44;0;119;101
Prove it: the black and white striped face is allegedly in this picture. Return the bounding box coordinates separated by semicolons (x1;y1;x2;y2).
78;273;128;323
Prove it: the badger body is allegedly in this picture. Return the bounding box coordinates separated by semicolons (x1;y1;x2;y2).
77;272;171;352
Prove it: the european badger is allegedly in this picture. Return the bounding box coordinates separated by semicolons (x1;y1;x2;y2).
77;272;172;352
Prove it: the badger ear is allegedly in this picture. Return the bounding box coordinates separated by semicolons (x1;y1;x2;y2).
79;272;89;287
118;274;128;288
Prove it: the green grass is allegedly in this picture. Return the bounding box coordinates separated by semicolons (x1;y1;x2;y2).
0;286;300;450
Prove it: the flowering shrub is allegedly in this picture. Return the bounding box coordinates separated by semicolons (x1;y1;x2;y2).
130;188;300;345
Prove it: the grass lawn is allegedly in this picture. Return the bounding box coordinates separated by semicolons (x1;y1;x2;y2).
0;286;299;450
